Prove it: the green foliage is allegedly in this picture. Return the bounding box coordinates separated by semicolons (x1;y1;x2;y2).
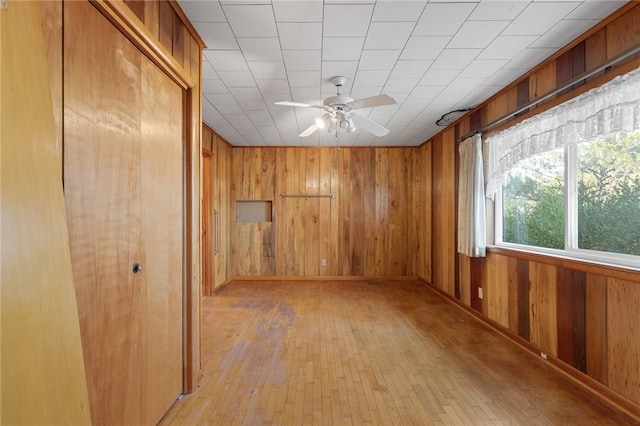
502;131;640;256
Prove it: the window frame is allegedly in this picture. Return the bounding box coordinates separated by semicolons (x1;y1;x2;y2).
494;140;640;270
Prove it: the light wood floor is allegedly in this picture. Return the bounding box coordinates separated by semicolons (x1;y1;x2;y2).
161;279;637;425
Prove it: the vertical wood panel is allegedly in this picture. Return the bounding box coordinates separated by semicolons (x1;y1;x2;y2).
605;5;640;58
607;278;640;404
507;257;519;334
413;143;432;282
586;274;608;384
2;3;91;423
517;259;530;340
458;255;471;306
374;148;389;276
158;1;173;53
529;262;558;356
556;268;586;372
486;253;509;328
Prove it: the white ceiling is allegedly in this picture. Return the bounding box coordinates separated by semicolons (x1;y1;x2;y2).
178;0;625;147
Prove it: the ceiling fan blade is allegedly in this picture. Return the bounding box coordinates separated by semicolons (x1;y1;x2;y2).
351;114;389;137
275;101;324;109
347;94;397;110
298;123;319;137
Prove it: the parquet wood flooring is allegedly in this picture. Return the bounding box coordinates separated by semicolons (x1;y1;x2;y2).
160;279;637;425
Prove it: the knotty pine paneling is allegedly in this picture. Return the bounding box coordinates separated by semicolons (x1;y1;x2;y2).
428;2;640;415
607;278;640;404
431;130;456;295
231;147;426;277
213;133;232;288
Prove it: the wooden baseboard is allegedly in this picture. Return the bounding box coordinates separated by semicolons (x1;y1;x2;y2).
230;275;418;282
213;278;233;294
417;278;640;423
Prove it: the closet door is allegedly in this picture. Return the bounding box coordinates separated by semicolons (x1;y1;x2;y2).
64;2;183;424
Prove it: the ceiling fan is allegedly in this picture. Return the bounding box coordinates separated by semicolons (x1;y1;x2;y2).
275;76;397;138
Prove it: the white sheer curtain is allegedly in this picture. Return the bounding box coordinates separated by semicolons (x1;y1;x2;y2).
485;65;640;199
458;133;486;257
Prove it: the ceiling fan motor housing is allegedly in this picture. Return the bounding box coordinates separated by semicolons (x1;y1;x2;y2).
322;95;354;109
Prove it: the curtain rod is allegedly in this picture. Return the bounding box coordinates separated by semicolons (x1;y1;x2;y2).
459;44;640;142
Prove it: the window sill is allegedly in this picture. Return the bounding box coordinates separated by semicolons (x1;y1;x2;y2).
487;245;640;284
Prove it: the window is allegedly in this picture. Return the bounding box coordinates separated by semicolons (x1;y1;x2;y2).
489;66;640;269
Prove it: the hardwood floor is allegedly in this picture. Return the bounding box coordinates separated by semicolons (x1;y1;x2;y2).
161;279;637;425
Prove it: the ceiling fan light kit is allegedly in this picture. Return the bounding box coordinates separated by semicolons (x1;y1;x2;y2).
275;76;397;139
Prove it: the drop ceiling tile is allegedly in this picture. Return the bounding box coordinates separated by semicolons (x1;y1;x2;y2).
364;22;415;50
371;1;427;22
323;38;365;61
400;37;451;60
237;38;282;61
205;93;238;107
257;79;290;95
446;77;486;92
205;50;249;72
354;70;391;86
202;79;229;94
468;1;528;21
236;98;268;111
390;60;433;79
349;86;383;100
413;3;475;36
530;20;598;49
202;61;218;80
247;61;287;80
384;78;419;93
226;114;256;130
223;4;278;37
273;0;323;22
477;35;537;60
288;71;321;87
247;111;275;127
194;23;238;50
279;23;322;50
359;50;401;71
419;69;460;86
291;87;321;104
458;59;509;79
504;47;556;70
229;87;262;100
566;1;625;20
482;68;525;87
180;0;226;23
217;71;256;87
256;126;283;144
503;2;580;36
324;4;374;37
408;85;444;100
448;21;509;49
321;61;359;80
431;49;481;70
283;50;321;71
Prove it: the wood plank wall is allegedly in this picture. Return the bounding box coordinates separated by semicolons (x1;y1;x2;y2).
43;0;204;391
229;147;432;278
203;125;232;293
424;2;640;415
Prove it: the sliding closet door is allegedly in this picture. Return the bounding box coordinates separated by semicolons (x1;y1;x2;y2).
64;2;183;424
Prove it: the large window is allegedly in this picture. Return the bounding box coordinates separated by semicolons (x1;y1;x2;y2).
497;131;640;266
489;67;640;269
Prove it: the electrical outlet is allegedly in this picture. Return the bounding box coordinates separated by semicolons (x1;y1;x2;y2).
478;287;483;299
321;258;327;266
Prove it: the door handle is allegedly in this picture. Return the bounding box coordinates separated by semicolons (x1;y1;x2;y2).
132;263;143;274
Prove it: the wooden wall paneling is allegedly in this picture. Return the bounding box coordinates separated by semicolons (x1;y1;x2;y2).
202;152;213;296
143;1;160;40
337;148;350;275
304;148;320;276
556;268;587;372
586;274;608;385
529;262;558;356
485;253;509;328
390;149;411;276
261;148;276;276
458;255;471;306
363;148;377;275
1;2;91;423
158;1;174;53
507;257;520;335
413;144;431;281
529;62;557;111
607;278;640;404
431;131;456;295
374;148;390;276
470;257;483;312
172;12;185;66
317;148;335;276
585;28;608;82
484;92;509;124
214;136;232;286
348;149;365;275
125;0;145;22
605;4;640;58
328;148;340;276
40;0;63;164
230;148;243;275
516;259;530;340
